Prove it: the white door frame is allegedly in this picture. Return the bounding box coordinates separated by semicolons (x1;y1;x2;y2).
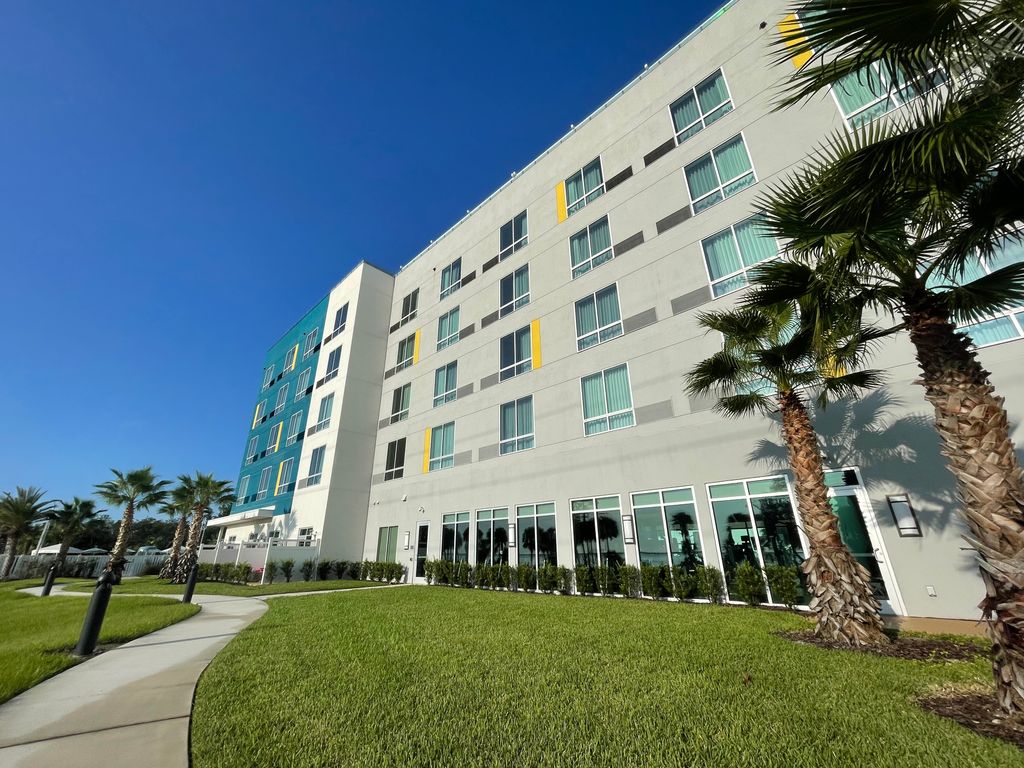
412;521;431;583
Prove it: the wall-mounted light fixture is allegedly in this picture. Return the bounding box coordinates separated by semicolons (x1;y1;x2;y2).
622;515;635;545
508;523;517;546
403;531;411;550
887;494;922;537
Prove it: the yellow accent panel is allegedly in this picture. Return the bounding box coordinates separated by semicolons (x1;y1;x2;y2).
286;344;299;371
555;181;568;223
413;329;421;364
274;423;282;450
252;407;260;429
422;427;432;474
531;319;542;369
778;14;812;69
274;461;284;495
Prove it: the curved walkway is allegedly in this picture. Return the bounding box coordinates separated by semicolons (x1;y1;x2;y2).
0;582;398;767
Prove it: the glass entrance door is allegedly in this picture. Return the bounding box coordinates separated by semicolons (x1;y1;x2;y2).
414;523;429;580
829;495;889;601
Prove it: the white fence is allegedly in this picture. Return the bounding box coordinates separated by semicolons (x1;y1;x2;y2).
199;538;321;583
8;553;168;580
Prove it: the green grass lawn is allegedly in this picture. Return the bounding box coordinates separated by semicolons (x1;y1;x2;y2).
191;587;1018;768
61;574;379;597
0;579;199;704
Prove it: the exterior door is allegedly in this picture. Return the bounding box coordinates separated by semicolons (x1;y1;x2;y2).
414;523;429;581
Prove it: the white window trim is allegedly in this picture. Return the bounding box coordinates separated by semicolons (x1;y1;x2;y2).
384;438;406;481
285;412;303;446
262;365;275;390
499;265;530;317
395;335;415;372
700;218;782;299
499;211;529;260
684;132;757;215
579;362;636;436
570;216;615;279
294;368;312;400
568;494;624;571
513;501;557;571
272;384;290;416
236;475;250;502
391;384;411;423
668;68;734;145
302;329;319;359
245;436;259;465
323;347;342;383
565;157;605;216
952;244;1024;349
433;363;457;408
398;290;419;327
499;326;533;381
575;282;624;351
255;467;272;501
307;446;326;487
831;61;945;132
499;395;535;455
436;308;461;351
629;485;704;568
428;422;456;472
440;258;463;300
275;458;295;495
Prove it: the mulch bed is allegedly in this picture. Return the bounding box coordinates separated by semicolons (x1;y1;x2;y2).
781;629;985;662
919;690;1024;749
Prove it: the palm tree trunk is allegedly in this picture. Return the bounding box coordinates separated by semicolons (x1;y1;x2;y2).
904;294;1024;714
778;391;888;646
160;511;188;580
1;535;18;580
106;499;135;579
174;508;205;584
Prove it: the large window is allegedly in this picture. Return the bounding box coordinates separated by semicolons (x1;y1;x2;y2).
285;411;303;446
632;487;704;570
499;211;528;259
476;508;510;566
302;329;319;358
273;383;289;415
684;134;755;214
275;457;295;495
708;476;806;603
252;400;267;427
428;422;455;471
441;512;470;562
396;334;416;372
440;258;462;299
500;265;530;317
390;383;411;423
384;438;406;481
517;503;557;573
323;348;342;383
310;394;333;434
581;364;635;435
295;368;311;400
307;446;325;486
565;158;604;216
702;217;779;297
433;362;457;407
952;238;1024;348
262;365;275;390
833;62;944;128
575;285;622;351
500;325;533;381
569;216;613;279
377;526;399;562
500;396;534;455
266;423;282;455
670;69;733;144
333;303;349;334
245;436;258;465
255;466;272;501
236;475;250;502
284;345;298;372
399;289;419;327
436;307;460;350
571;496;626;571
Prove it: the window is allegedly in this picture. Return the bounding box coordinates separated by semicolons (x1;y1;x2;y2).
500;265;530;317
295;368;312;400
275;458;295;495
252;400;267;427
396;334;416;372
436;307;460;350
302;329;319;358
245;436;259;465
323;347;342;383
708;476;806;603
569;217;613;279
286;411;303;446
499;325;532;381
887;494;922;537
307;446;326;486
670;69;733;144
273;383;289;415
284;345;298;372
384;438;406;481
684;134;755;214
952;237;1024;348
441;512;470;562
255;467;272;501
377;526;399;562
399;289;419;327
631;487;704;570
333;303;349;333
499;211;528;259
500;396;534;455
428;421;455;471
516;503;557;577
476;508;509;565
702;217;779;297
433;362;457;407
571;496;625;572
262;365;275;390
266;422;282;454
310;393;333;434
236;475;250;503
581;364;635;435
440;258;462;299
833;62;944;128
565;158;604;216
390;383;411;423
298;527;314;546
575;285;622;351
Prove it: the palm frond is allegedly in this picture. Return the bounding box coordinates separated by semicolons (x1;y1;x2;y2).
684;351;752;397
942;262;1024;323
715;392;777;419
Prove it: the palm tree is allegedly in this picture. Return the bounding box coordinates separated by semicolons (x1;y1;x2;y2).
95;468;169;579
759;0;1024;710
686;301;889;645
0;487;52;579
158;484;193;580
42;498;101;575
173;473;234;584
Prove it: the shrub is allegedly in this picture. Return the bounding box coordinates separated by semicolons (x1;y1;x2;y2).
197;563;214;581
733;562;767;606
423;560;436;584
575;565;596;595
516;563;536;592
670;567;698;600
334;560;349;580
617;565;641;599
453;561;470;587
694;565;725;604
641;565;671;598
317;561;333;581
235;563;252;584
593;565;611;595
265;561;277;584
765;565;801;609
280;559;295;582
496;563;512;590
386;562;405;583
345;561;362;580
475;564;492;589
142;560;164;577
557;566;574;595
299;559;315;581
537;563;558;593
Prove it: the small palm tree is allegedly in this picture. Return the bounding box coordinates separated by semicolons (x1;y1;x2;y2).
42;498;102;575
158;484;193;580
686;301;889;645
95;468;169;579
173;473;234;584
0;487;52;579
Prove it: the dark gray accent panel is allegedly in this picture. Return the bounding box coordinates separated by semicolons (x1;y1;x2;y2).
635;399;675;425
644;138;676;167
383;366;396;379
671;287;710;315
454;450;473;468
378;417;390;430
613;231;645;257
481;310;500;329
370;473;384;486
604;165;633;192
477;444;500;462
456;383;475;398
623;307;658;334
460;323;475;339
482;254;500;273
687;393;718;413
656;206;692;235
461;270;476;286
480;372;501;390
389;321;401;333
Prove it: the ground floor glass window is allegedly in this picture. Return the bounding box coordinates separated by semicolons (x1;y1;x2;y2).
516;503;557;571
441;512;470;562
570;496;625;570
631;487;704;570
476;508;509;565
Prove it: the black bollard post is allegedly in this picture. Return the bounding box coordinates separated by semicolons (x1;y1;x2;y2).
40;564;58;597
181;563;199;604
74;571;115;656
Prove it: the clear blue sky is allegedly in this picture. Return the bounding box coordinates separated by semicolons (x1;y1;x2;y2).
0;0;723;513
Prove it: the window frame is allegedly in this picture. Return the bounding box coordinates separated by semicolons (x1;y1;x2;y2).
579;363;636;436
307;446;326;486
255;466;272;501
390;383;411;423
310;393;334;434
515;501;558;575
499;325;533;381
262;365;275;390
499;265;530;317
323;347;342;383
302;329;319;359
436;306;461;351
294;368;312;400
275;457;295;495
700;216;781;298
245;436;259;465
396;334;416;372
683;133;757;214
384;438;406;481
499;395;535;455
333;303;349;334
499;211;529;259
272;383;290;415
236;475;250;503
285;411;303;446
440;258;463;299
831;60;945;130
668;68;734;145
629;486;705;570
569;494;626;574
569;216;614;279
433;362;458;407
398;289;419;327
564;158;605;216
428;421;456;472
575;283;623;351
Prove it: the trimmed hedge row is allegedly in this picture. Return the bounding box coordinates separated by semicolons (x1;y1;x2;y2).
198;562;252;584
198;559;406;585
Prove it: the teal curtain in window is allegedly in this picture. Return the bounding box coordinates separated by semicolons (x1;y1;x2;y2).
581;373;606;420
989;237;1024;271
517;397;533;437
515;326;531;361
514;266;530;301
318;394;333;421
702;230;742;280
434;367;447;398
441;260;461;293
685;155;718;200
958;257;987;285
576;297;597;339
583;159;603;193
713;137;752;182
696;71;728;113
441;423;454;456
603;365;633;415
671;93;700;133
965;317;1018;347
595;286;620;326
570;230;591;268
833;67;883;116
500;401;516;441
589;218;611;254
565;171;584;205
438;308;459;341
734;218;777;267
